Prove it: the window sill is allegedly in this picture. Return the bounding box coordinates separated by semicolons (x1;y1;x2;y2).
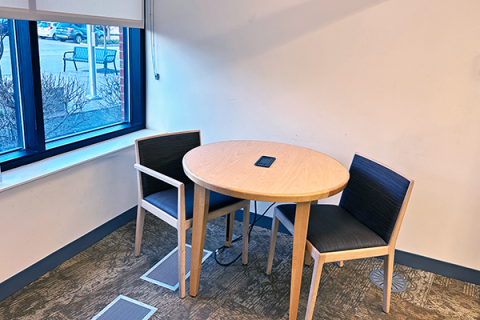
0;129;160;193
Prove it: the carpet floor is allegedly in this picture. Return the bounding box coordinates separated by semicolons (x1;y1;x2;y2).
0;213;479;319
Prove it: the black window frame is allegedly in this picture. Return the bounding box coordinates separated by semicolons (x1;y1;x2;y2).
0;20;145;171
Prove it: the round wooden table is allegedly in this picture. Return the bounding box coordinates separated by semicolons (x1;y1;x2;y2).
183;140;349;320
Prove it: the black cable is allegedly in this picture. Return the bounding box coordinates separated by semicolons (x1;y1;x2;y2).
214;201;276;266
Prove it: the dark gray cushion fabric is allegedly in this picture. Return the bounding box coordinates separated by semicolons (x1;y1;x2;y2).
137;132;200;197
339;154;411;243
277;204;387;253
144;183;243;220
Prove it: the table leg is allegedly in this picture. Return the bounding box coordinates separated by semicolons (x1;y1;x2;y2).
189;184;210;297
290;201;311;320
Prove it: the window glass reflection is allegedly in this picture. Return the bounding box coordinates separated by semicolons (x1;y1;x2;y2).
0;18;21;154
37;22;126;142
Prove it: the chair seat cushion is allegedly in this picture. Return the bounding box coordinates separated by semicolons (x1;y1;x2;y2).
277;204;387;253
144;183;243;220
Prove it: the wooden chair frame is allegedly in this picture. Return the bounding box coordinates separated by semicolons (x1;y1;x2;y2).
266;154;414;320
134;131;250;298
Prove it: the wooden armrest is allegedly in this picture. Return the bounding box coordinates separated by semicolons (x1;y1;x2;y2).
134;163;183;188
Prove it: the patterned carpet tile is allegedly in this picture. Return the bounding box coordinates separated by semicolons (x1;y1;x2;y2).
353;286;449;320
422;275;480;320
44;311;71;320
209;299;280;320
395;263;435;307
0;213;479;320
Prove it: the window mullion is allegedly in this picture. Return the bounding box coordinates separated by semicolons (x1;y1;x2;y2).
7;19;24;150
128;28;145;125
15;20;45;153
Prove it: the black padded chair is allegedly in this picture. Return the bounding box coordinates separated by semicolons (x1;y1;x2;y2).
134;131;250;298
266;154;413;319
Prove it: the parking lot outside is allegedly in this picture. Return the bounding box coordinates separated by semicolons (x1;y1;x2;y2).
0;22;124;153
0;34;121;79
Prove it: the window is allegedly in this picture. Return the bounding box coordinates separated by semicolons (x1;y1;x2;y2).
0;19;145;170
38;22;126;142
0;19;22;155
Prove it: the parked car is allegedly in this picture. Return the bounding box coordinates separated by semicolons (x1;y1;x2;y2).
94;26;105;42
56;23;104;44
56;23;87;44
37;22;59;40
0;19;9;36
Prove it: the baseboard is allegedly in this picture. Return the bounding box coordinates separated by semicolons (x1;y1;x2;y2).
394;250;480;285
3;208;478;304
0;206;137;303
235;211;480;286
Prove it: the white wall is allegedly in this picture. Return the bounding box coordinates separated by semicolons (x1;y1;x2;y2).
146;0;480;271
0;147;137;283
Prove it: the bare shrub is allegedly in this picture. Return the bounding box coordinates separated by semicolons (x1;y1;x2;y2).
41;73;88;138
0;76;18;151
0;72;122;152
97;74;122;123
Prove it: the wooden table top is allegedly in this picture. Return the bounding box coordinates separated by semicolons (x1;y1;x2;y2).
183;140;349;203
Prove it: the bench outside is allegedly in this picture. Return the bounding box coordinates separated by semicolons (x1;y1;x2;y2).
63;46;118;75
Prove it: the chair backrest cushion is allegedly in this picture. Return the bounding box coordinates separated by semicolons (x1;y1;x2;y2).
339;154;411;243
137;131;200;197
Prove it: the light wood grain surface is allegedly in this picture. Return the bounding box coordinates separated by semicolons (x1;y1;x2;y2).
185;140;349;320
183;140;349;202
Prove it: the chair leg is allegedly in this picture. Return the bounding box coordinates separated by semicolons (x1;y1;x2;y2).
224;213;235;247
383;252;394;313
266;216;279;275
242;202;250;265
305;254;326;320
304;249;312;266
134;206;146;256
178;224;187;298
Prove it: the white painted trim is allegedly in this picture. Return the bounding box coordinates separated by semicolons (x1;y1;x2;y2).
0;129;160;193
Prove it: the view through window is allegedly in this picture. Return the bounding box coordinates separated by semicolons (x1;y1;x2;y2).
38;21;126;142
0;18;143;168
0;18;21;154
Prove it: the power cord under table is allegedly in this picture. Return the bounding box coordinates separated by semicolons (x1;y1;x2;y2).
214;201;276;266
